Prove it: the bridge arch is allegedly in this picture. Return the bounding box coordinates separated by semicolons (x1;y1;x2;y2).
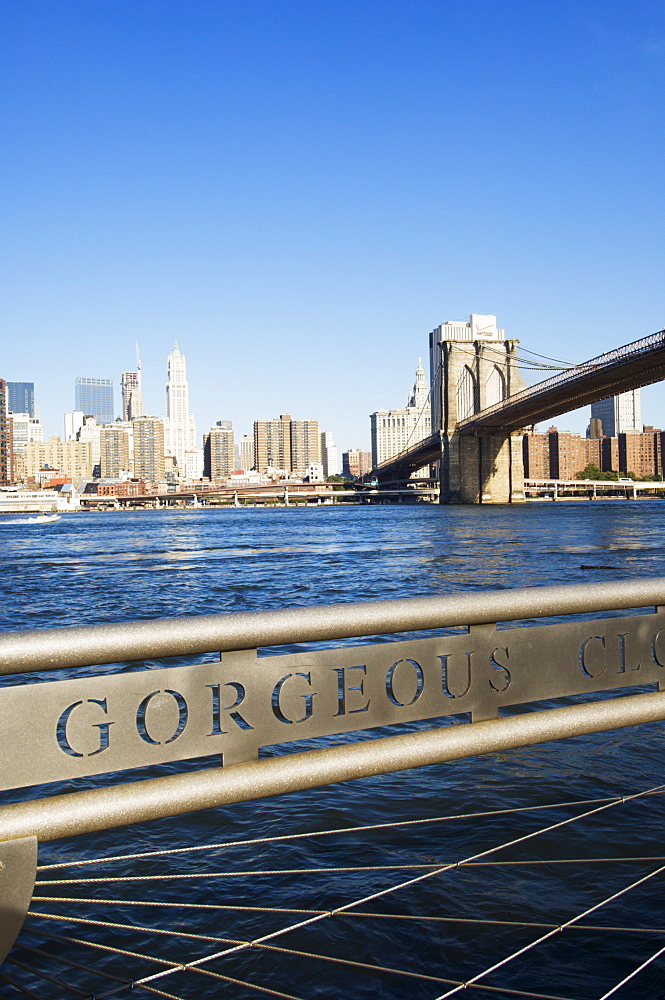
456;365;476;421
485;365;506;407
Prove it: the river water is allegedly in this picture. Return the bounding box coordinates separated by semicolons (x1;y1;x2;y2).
2;501;665;999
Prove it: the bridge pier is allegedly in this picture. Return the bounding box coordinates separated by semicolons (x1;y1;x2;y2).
440;431;526;504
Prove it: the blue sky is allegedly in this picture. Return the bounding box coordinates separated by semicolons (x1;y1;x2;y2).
2;0;664;449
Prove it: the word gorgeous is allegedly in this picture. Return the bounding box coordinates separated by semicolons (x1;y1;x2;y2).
2;611;664;790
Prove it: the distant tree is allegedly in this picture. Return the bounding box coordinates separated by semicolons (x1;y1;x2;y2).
326;474;349;492
576;463;603;480
576;464;620;482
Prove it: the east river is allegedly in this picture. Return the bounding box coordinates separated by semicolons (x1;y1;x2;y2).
2;501;665;999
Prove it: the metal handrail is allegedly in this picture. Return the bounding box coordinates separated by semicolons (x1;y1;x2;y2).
0;578;665;842
1;578;665;674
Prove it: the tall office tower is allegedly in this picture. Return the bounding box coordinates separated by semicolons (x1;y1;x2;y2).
133;416;165;483
203;421;235;480
254;414;293;473
99;426;132;479
7;382;35;417
121;372;143;421
590;390;642;437
164;341;196;474
238;434;254;472
75;377;114;425
0;379;10;485
370;359;432;468
290;419;320;476
320;430;339;477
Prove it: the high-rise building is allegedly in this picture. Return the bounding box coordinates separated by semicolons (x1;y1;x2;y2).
75;378;114;425
76;415;102;468
590;390;641;437
254;414;292;473
253;414;320;475
100;426;132;479
23;438;93;480
164;342;196;475
238;434;254;472
9;413;43;457
290;420;321;475
133;416;165;483
121;372;143;421
203;421;235;480
7;382;35;417
320;431;339;477
370;359;431;468
0;379;10;486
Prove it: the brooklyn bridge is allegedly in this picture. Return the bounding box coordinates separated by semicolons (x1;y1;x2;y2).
373;322;665;503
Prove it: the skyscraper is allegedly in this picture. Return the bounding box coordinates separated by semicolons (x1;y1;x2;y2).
121;372;143;422
590;390;642;437
164;342;196;474
370;359;431;467
75;378;114;425
7;382;35;417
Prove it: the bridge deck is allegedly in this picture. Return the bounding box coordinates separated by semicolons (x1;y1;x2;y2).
373;329;665;482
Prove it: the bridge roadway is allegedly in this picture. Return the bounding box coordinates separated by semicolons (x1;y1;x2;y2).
80;482;441;509
525;478;665;499
374;327;665;484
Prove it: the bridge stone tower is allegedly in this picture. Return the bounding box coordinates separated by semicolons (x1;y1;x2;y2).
429;315;527;504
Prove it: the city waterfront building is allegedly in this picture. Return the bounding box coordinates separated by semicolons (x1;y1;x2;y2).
99;425;132;479
253;414;320;476
306;462;324;482
254;414;292;473
290;419;321;476
203;421;234;480
522;427;663;480
121;371;144;422
619;428;662;479
7;382;35;417
133;416;165;483
184;449;203;480
0;379;10;486
238;434;254;472
342;449;372;479
590;390;641;437
9;413;43;456
75;415;102;470
64;411;85;441
75;377;114;425
23;438;93;481
164;342;196;475
320;431;339;477
370;359;431;469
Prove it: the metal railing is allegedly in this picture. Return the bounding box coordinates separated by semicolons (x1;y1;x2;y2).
1;578;665;844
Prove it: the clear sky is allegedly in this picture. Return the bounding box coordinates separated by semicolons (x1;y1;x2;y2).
2;0;664;450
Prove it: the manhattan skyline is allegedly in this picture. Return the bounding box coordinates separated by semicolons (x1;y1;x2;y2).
2;1;665;444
